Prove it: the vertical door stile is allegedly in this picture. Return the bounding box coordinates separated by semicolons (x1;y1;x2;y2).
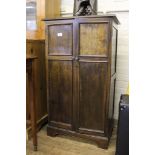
72;19;76;131
72;18;80;131
46;24;50;123
76;18;80;132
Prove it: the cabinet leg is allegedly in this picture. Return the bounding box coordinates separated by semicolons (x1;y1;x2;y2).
47;126;58;137
34;145;37;151
28;62;37;151
96;140;108;149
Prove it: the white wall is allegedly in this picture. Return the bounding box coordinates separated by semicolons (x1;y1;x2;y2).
113;12;129;119
61;0;74;14
61;0;129;14
60;0;129;119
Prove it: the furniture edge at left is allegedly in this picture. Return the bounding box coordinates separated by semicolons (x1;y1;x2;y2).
26;39;47;139
26;56;38;151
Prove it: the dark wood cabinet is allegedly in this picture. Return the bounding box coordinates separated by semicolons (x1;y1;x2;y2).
44;15;119;149
26;40;47;135
26;55;38;151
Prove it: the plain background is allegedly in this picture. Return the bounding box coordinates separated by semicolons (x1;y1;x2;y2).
0;0;155;154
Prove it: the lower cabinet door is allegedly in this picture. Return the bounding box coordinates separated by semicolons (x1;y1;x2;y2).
78;61;108;136
48;60;73;130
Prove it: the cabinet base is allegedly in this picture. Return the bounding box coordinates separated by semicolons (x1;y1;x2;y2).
47;125;109;149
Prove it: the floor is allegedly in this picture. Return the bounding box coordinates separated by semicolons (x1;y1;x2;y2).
27;126;117;155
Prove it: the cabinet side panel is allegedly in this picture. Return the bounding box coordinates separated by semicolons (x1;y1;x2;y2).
111;27;117;75
108;78;116;120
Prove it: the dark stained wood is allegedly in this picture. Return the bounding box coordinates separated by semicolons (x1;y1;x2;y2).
48;60;73;129
48;24;73;55
109;77;116;119
26;40;48;136
47;126;109;149
26;56;38;151
111;27;118;75
44;15;119;149
80;23;109;56
78;62;107;132
27;114;48;140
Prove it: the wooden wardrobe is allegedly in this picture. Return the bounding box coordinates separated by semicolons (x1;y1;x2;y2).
44;15;119;149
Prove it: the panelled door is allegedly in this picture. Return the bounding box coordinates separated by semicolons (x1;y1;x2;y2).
76;18;110;136
47;20;75;130
47;18;110;135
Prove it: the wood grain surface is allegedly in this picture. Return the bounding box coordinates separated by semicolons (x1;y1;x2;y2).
80;23;108;56
45;16;119;149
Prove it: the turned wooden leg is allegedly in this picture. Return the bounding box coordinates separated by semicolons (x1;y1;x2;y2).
34;145;37;151
28;61;37;151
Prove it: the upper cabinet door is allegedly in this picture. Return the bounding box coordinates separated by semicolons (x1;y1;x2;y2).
48;24;73;56
79;21;109;57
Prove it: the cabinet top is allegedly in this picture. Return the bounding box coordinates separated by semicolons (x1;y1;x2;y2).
43;14;120;24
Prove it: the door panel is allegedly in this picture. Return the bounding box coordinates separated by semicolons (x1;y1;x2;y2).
78;61;107;134
48;60;73;129
79;23;109;56
48;24;73;55
47;21;74;130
